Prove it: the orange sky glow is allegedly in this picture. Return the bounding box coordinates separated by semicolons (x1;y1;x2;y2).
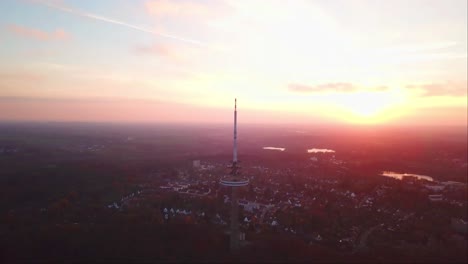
0;0;466;126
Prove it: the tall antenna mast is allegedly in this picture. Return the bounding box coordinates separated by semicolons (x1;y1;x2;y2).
233;98;238;164
220;98;249;252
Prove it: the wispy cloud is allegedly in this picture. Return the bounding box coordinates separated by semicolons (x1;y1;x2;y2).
0;71;46;82
406;83;467;97
145;0;232;20
134;43;178;59
377;41;459;55
31;0;206;47
371;41;467;63
146;0;213;18
289;83;356;93
6;24;71;41
133;42;199;65
288;83;390;94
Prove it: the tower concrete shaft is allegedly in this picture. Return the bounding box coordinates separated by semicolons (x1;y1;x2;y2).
230;187;239;251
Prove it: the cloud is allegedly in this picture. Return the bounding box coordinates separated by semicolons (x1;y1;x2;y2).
134;43;178;59
145;0;211;18
371;41;467;64
6;24;71;41
30;0;206;47
0;70;49;98
0;71;46;82
406;83;467;97
145;0;231;20
377;41;459;55
288;83;390;94
373;86;389;92
289;83;356;93
133;42;200;64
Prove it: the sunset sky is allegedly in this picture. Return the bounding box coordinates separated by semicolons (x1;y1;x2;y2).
0;0;466;125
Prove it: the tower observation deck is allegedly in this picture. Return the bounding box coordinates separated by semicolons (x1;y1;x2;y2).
220;98;249;252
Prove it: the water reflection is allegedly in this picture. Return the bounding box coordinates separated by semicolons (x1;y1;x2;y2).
307;148;335;153
381;171;433;181
263;147;286;151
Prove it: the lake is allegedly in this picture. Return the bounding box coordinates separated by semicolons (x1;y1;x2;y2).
307;148;335;153
381;171;433;181
263;147;286;151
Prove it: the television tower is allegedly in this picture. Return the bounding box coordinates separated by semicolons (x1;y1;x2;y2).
220;98;249;252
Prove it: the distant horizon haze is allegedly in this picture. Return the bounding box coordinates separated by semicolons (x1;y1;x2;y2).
0;96;466;126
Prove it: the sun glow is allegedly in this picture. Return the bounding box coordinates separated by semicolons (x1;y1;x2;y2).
329;89;408;124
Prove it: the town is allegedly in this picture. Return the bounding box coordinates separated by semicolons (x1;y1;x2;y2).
0;123;466;262
105;153;467;262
